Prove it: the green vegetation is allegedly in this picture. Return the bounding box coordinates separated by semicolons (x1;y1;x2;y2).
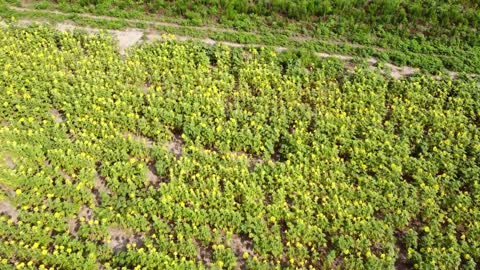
2;0;480;74
1;23;479;269
21;0;480;35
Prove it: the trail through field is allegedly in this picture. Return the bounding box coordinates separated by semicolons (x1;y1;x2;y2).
3;12;467;79
12;5;456;60
9;4;480;80
10;6;239;33
7;5;396;55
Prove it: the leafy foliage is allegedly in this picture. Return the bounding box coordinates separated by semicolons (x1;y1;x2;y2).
3;1;480;73
0;24;479;269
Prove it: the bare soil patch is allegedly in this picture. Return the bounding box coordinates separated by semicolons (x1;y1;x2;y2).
67;205;94;236
111;29;143;54
230;233;254;269
316;52;353;61
384;63;418;79
49;108;65;123
202;38;216;46
108;226;144;252
92;170;111;206
67;218;79;236
59;169;73;182
4;155;16;170
395;247;411;270
194;239;213;266
0;200;18;223
109;227;130;251
17;18;49;25
165;134;183;159
146;164;163;187
94;173;111;194
146;33;190;42
78;204;94;221
57;23;142;54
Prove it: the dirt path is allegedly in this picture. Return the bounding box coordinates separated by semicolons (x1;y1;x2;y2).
10;5;379;52
9;4;478;78
4;16;466;79
8;5;410;57
10;6;239;34
53;21;286;55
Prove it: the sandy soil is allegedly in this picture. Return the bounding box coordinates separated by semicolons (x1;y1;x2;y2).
108;226;144;252
165;135;183;159
111;29;143;54
49;108;65;123
0;200;18;223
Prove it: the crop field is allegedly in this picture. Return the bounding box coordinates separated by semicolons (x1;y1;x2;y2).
0;1;480;270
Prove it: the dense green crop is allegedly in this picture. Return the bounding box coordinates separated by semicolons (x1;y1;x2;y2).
35;0;480;30
0;24;479;269
4;0;480;74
